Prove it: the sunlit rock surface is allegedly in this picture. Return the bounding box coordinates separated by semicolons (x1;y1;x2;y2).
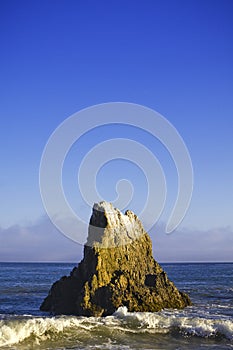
40;202;191;316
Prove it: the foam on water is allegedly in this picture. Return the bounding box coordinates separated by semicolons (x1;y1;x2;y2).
0;315;112;347
0;307;232;347
114;306;233;338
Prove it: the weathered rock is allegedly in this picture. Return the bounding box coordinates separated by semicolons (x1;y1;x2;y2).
40;202;191;316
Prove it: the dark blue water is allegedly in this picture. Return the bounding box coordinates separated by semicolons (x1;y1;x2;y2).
0;263;232;349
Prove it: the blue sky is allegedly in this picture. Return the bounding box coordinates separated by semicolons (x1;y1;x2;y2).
0;0;232;262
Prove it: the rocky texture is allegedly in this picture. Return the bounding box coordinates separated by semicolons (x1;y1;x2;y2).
40;202;191;316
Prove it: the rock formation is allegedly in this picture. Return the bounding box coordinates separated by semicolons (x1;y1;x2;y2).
40;202;191;316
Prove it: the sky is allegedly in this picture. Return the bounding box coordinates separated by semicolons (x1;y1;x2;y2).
0;0;233;262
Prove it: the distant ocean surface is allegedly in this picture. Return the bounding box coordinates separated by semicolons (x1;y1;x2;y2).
0;262;232;350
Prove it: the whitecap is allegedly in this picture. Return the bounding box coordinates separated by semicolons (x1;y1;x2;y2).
0;308;233;347
114;306;233;339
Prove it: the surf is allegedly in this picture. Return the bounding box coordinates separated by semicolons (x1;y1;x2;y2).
0;307;232;347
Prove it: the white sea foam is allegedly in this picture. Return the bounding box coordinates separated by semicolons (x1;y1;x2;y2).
0;307;232;347
114;306;233;339
0;316;97;347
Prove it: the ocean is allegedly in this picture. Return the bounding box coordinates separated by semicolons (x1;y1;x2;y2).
0;262;232;349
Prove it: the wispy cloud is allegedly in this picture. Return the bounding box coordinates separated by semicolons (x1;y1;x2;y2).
0;217;83;262
150;224;233;262
0;217;232;262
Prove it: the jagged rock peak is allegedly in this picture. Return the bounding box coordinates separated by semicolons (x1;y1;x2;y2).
40;201;191;316
87;201;144;248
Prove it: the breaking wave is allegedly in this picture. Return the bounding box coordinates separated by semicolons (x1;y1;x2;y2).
0;307;232;347
114;307;233;339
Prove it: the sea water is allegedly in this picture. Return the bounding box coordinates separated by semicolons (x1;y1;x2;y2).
0;262;232;349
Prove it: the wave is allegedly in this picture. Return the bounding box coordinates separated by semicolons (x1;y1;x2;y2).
0;307;232;347
114;307;233;339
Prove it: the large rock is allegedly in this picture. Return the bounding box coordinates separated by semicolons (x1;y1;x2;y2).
40;202;191;316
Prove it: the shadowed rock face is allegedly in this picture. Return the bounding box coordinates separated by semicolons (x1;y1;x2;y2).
40;202;191;316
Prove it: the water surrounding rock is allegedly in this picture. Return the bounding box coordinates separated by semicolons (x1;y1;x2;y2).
40;202;191;316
